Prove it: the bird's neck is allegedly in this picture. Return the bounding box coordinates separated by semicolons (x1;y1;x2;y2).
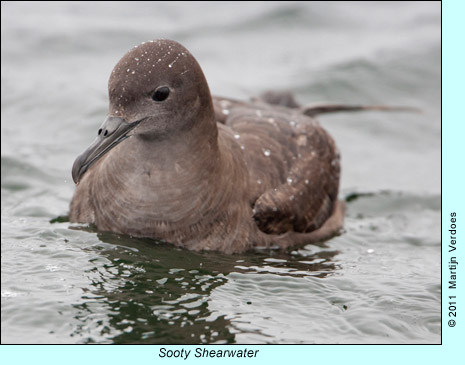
122;116;224;214
135;116;220;175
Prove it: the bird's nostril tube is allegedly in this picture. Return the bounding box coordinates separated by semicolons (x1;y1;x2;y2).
98;128;102;136
104;130;108;136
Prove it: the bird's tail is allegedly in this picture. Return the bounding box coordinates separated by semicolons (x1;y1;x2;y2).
256;91;421;117
301;103;422;117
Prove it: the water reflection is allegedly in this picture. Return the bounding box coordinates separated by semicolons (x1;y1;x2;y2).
67;229;340;343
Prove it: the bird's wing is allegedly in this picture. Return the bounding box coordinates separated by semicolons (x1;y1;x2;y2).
222;101;341;235
251;123;340;235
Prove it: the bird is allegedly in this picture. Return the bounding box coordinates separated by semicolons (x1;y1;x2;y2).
70;39;378;254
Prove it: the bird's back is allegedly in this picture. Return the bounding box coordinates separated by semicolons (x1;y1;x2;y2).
214;95;340;236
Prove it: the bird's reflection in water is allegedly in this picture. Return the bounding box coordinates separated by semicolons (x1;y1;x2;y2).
68;226;340;344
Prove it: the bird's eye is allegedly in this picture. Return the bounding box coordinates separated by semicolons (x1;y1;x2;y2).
152;87;170;102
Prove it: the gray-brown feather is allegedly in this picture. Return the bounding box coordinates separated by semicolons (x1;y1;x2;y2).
214;96;340;236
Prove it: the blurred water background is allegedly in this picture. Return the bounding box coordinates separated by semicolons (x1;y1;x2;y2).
1;2;440;344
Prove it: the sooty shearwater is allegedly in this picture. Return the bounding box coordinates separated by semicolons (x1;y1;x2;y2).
70;39;407;253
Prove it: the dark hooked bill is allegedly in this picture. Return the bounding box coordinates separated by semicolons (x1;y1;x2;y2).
72;116;142;184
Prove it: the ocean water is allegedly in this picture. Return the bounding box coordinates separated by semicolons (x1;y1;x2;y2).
1;2;440;344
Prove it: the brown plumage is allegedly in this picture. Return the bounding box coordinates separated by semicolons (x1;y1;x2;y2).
69;39;345;254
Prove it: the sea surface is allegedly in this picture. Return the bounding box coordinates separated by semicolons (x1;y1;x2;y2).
1;2;441;344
